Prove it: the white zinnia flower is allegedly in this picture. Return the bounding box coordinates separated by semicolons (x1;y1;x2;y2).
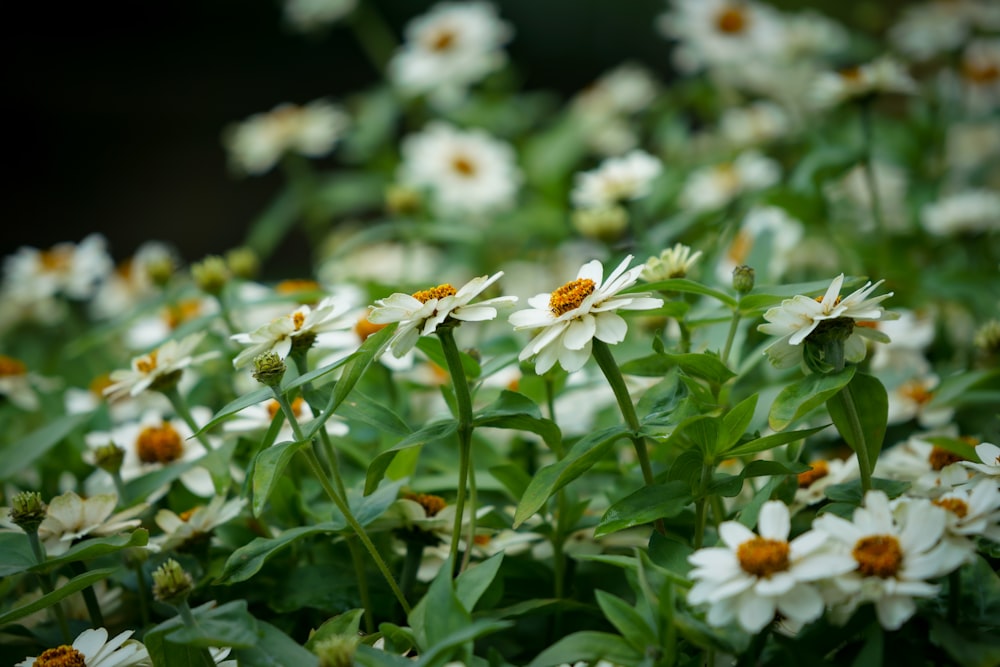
875;433;976;497
962;442;1000;479
757;273;894;369
1;233;113;310
282;0;356;32
680;150;780;212
231;296;351;369
153;495;248;552
958;38;1000;113
719;101;790;147
104;332;219;402
814;491;971;630
399;122;521;217
921;190;1000;236
0;354;47;411
15;627;150;667
886;374;954;428
640;243;703;282
571;150;663;209
38;492;147;556
932;479;1000;546
810;57;917;108
508;255;663;374
223;99;349;175
794;455;860;508
687;500;855;633
368;272;516;358
388;1;512;107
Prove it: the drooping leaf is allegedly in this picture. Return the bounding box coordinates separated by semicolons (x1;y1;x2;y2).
708;459;809;498
0;567;117;625
594;590;658;654
769;366;855;431
595;481;692;537
33;529;148;574
826;372;888;479
365;420;458;495
236;620;319;667
0;412;90;479
473;390;561;448
304;609;365;651
251;439;309;517
216;522;346;584
723;425;829;458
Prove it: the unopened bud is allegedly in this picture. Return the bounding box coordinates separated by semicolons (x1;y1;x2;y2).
145;254;176;288
225;246;260;280
732;265;755;294
313;634;359;667
93;442;126;475
572;206;629;242
9;491;48;533
152;558;194;606
191;256;231;296
252;352;286;387
385;184;423;216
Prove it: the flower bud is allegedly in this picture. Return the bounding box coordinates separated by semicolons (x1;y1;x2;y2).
225;246;260;280
93;442;126;475
252;352;286;387
732;265;755;294
152;558;194;606
572;206;629;242
145;254;176;288
191;256;231;296
9;491;47;533
313;634;359;667
385;184;423;216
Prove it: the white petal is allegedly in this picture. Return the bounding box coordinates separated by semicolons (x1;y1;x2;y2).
559;341;592;372
738;591;777;633
719;521;756;549
563;315;597;350
776;584;824;625
875;595;916;630
594;312;628;344
755;572;795;596
758;501;790;540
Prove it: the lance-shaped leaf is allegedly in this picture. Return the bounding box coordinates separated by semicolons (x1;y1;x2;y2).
365;420;458;495
32;529;149;574
826;372;888;479
216;522;346;584
723;424;830;458
621;352;736;385
473;390;561;449
624;278;737;307
0;567;117;625
525;631;643;667
251;439;310;517
769;366;855;431
0;412;90;480
708;459;809;498
595;481;692;538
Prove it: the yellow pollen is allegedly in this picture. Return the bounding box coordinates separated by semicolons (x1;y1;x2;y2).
429;28;456;51
727;230;753;264
797;460;830;488
933;497;969;519
473;534;491;546
405;492;447;517
899;379;933;405
32;645;86;667
737;537;790;578
136;351;159;374
853;535;903;578
164;299;202;329
715;5;747;34
39;248;72;272
293;311;306;331
816;294;843;306
89;373;113;397
963;60;999;85
179;507;201;522
0;354;27;377
451;154;477;177
355;313;387;342
412;284;457;304
549;278;596;316
136;422;184;464
928;445;964;471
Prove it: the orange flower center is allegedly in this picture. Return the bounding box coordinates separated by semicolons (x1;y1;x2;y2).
451;154;477;177
355;311;387;342
293;311;306;331
899;379;933;405
179;507;201;522
853;535;903;578
135;351;159;374
39;248;72;272
405;492;447;517
928;445;964;471
412;284;457;304
428;28;457;52
840;66;863;82
715;5;747;34
33;645;86;667
473;534;491;546
963;60;999;85
933;497;969;519
89;373;113;397
0;354;27;377
136;422;184;464
797;460;830;488
549;278;596;316
164;299;202;329
737;537;790;578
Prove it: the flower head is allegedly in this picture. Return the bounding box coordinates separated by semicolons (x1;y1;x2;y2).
810;57;916;108
687;500;855;633
509;255;662;374
231;296;350;369
153;495;247;552
640;244;703;282
757;274;894;371
38;491;146;556
962;442;1000;479
571;150;663;209
369;272;516;358
15;627;150;667
104;332;218;401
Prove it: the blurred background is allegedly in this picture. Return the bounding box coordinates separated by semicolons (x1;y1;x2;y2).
4;0;896;271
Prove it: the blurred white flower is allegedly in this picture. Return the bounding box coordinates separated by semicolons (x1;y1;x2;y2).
946;121;1000;172
571;150;663;209
38;491;146;556
231;296;351;369
868;308;936;376
571;63;659;156
105;332;218;402
932;479;1000;547
399;122;521;216
282;0;356;32
720;101;790;147
957;38;1000;112
641;243;703;282
810;57;917;108
90;241;177;321
962;442;1000;480
223;99;348;175
921;190;1000;236
875;433;977;497
715;206;803;284
886;374;955;429
388;2;512;107
0;354;55;411
793;455;859;507
889;0;987;61
153;495;247;552
680;150;780;212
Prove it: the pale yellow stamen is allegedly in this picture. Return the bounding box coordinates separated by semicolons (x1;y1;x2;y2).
33;644;86;667
798;460;830;488
293;311;306;331
715;5;747;34
549;278;595;316
136;351;159;374
428;28;456;52
136;422;184;464
0;355;27;377
412;284;457;304
405;492;447;517
737;537;790;578
933;497;969;519
853;535;903;578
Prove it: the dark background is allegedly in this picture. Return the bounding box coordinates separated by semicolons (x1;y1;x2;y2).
3;0;885;269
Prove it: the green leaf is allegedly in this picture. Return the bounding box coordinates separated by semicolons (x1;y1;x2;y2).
413;619;513;667
0;532;38;577
123;457;202;505
354;645;416;667
416;337;481;379
525;631;643;667
737;475;788;529
721;394;758;453
621;352;736;385
823;478;910;505
0;412;90;479
923;436;980;463
926;368;1000;408
826;372;888;479
339;393;411;436
488;463;532;500
365;420;458;495
304;609;365;651
251;439;309;517
513;425;629;527
415;562;469;654
709;460;809;498
166;600;259;649
0;567;117;625
33;529;148;574
473;390;561;448
626;278;737;307
244;187;300;260
594;590;658;653
723;425;830;458
929;616;1000;667
236;620;319;667
455;552;504;612
216;522;345;584
595;481;692;537
769;366;856;431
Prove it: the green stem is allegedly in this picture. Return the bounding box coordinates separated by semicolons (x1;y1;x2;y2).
70;561;105;628
348;537;375;634
859;99;888;269
211;292;239;339
26;532;71;642
722;309;741;368
400;541;425;602
132;561;152;628
830;384;873;493
162;386;215;453
461;463;479;573
948;569;961;624
544;377;568;639
347;1;397;75
271;388;411;614
693;462;714;549
436;327;475;577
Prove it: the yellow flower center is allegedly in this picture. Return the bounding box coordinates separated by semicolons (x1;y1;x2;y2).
852;535;903;578
136;422;184;464
33;645;86;667
39;248;72;272
473;533;491;546
451;154;477;177
933;497;969;519
89;373;113;397
0;354;27;377
163;299;203;330
293;311;306;331
737;537;790;578
179;507;201;522
412;284;457;304
899;379;933;405
275;279;322;304
715;5;748;34
839;66;863;83
797;460;830;488
428;28;457;52
136;351;159;374
928;446;964;471
405;492;447;517
355;312;387;342
549;278;596;316
963;60;999;85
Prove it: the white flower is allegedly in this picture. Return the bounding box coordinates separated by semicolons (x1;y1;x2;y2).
640;244;703;282
282;0;356;31
223;99;349;175
719;101;790;147
875;433;976;497
15;627;151;667
868;308;936;375
0;354;50;411
153;495;248;552
231;296;351;369
715;206;803;284
814;491;971;630
757;273;894;369
369;272;516;358
388;2;512;106
921;190;1000;236
958;38;1000;113
680;150;780;212
509;255;663;374
810;57;917;108
570;63;659;156
886;374;955;429
962;442;1000;479
889;1;981;61
104;332;219;402
793;455;860;507
933;479;1000;546
687;500;855;633
2;233;113;303
90;241;177;321
398;122;521;216
38;492;147;556
825;161;910;233
946;121;1000;172
223;394;349;442
571;150;663;209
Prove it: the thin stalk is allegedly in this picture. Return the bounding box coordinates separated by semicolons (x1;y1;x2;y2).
544;378;568;639
721;309;741;368
26;532;70;642
400;541;425;601
347;1;397;75
271;388;411;614
436;327;475;577
177;599;199;628
693;462;714;549
132;561;152;628
858;100;888;269
830;384;873;493
460;463;479;573
162;386;216;453
348;536;375;634
69;561;105;627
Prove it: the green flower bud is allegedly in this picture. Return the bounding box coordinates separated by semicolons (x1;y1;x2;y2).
225;246;260;280
152;558;194;606
571;206;629;242
8;491;47;533
191;255;231;296
732;265;755;295
313;634;359;667
145;254;176;288
385;184;423;216
93;442;126;475
252;352;286;387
